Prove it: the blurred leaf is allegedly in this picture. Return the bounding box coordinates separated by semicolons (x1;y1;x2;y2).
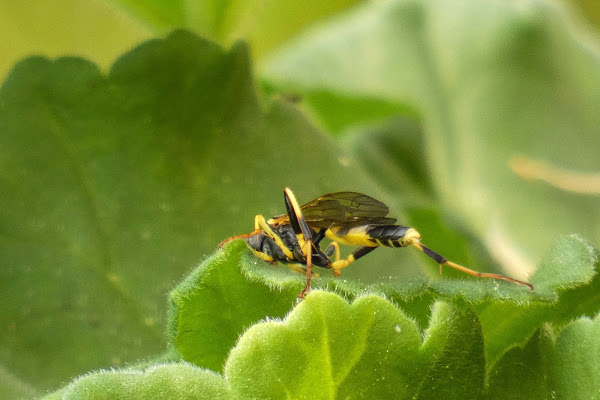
566;0;600;30
4;0;600;395
219;0;365;60
0;0;365;95
341;116;432;200
1;31;256;392
0;0;152;82
0;367;39;400
110;0;364;59
263;87;417;136
263;0;600;279
110;0;187;29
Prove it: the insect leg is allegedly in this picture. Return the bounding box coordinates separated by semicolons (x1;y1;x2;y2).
284;188;314;243
410;240;534;290
284;188;315;298
324;242;340;259
330;246;377;277
313;228;327;246
285;263;319;276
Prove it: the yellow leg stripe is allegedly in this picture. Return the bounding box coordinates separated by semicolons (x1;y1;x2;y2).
287;263;306;274
250;248;274;262
284;188;303;222
326;242;341;262
286;263;319;277
331;254;356;276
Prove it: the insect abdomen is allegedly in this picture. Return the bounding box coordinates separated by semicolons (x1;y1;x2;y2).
366;225;420;247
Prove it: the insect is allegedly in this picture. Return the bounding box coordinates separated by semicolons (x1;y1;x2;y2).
220;188;533;298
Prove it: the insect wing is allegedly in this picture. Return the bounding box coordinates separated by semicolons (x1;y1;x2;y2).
271;192;396;229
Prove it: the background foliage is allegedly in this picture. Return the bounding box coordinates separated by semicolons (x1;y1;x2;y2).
1;0;600;398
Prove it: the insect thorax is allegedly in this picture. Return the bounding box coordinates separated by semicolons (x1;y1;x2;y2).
245;225;300;263
246;225;331;268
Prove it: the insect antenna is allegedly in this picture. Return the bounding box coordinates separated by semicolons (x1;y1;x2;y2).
218;232;254;248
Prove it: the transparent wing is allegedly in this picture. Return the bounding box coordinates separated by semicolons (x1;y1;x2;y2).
270;192;396;229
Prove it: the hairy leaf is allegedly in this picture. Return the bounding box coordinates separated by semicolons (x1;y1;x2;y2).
44;363;230;400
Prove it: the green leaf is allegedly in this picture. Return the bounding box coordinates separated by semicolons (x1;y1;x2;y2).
44;287;600;399
238;234;596;306
263;0;600;280
48;292;486;399
566;0;600;29
41;231;600;398
486;326;553;400
110;0;364;59
340;116;433;201
476;235;600;366
300;91;418;137
548;314;600;397
0;0;152;82
0;366;39;400
0;0;365;85
487;311;600;399
225;291;420;398
44;363;231;400
1;32;254;391
416;302;485;399
224;291;484;399
169;240;298;371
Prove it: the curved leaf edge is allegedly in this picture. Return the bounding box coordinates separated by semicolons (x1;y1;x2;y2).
45;291;600;399
235;234;598;305
47;292;486;399
42;362;230;400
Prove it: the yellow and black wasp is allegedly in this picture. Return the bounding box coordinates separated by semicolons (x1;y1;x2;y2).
220;188;533;298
